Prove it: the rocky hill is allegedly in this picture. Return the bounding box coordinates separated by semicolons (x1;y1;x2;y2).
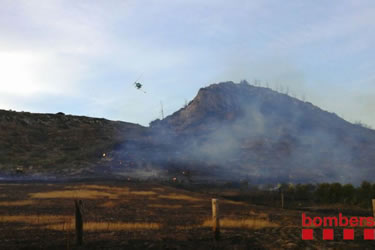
1;81;375;184
149;81;375;184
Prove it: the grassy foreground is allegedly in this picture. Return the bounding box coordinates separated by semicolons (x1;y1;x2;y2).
0;181;374;249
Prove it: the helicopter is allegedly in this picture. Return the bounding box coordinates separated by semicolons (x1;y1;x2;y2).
133;74;146;93
134;82;142;89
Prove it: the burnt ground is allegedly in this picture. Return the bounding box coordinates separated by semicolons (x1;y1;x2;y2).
0;181;374;249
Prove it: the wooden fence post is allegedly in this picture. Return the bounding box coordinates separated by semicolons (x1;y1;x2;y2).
281;191;284;209
212;198;220;240
74;200;83;246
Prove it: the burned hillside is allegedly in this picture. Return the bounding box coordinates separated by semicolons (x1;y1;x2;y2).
147;81;375;184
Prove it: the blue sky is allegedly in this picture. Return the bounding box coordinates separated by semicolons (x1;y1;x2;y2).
1;0;374;127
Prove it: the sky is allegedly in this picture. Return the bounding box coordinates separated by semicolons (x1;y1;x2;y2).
0;0;374;127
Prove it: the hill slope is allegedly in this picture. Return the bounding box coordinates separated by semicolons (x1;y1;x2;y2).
0;110;147;177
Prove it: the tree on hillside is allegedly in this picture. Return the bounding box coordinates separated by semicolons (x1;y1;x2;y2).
315;183;331;203
342;184;355;204
359;181;372;208
328;183;342;203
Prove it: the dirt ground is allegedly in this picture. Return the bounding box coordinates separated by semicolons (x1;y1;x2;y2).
0;181;374;249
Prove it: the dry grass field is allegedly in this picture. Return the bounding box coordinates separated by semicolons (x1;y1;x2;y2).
0;182;374;249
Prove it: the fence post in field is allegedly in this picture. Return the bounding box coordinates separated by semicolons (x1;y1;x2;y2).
74;200;83;246
281;191;284;209
372;199;375;217
212;198;220;240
